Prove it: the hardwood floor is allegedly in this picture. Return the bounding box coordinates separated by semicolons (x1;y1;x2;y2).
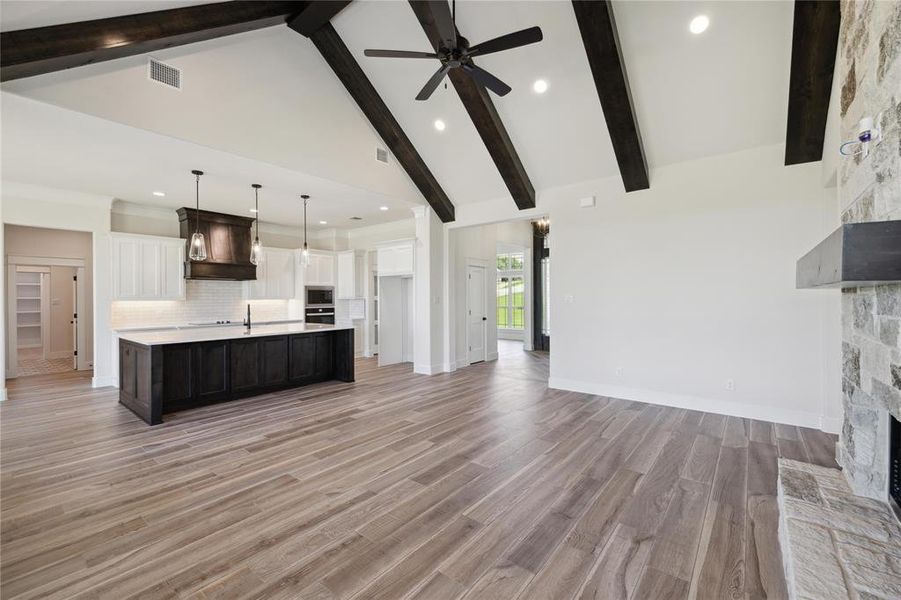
0;344;837;599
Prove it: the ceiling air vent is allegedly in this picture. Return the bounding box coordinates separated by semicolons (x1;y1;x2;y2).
375;147;389;164
349;216;363;221
148;58;181;90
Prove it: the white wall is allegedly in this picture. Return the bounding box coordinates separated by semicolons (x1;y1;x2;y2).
2;181;115;388
0;198;5;400
447;144;842;431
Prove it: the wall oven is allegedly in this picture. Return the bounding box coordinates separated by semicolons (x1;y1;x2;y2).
306;286;334;307
305;306;335;325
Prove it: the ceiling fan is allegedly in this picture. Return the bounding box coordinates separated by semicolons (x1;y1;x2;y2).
363;0;543;101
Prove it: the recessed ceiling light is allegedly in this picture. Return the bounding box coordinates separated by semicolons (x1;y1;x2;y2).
379;206;389;211
689;15;709;34
532;79;548;94
152;191;166;197
319;220;328;225
434;119;446;132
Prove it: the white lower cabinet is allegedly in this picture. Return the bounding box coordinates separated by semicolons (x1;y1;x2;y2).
244;248;295;300
111;233;185;301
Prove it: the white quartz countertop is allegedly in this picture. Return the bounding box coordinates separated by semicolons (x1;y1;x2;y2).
118;323;353;346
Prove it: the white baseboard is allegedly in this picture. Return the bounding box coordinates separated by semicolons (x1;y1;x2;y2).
92;375;117;389
548;377;828;431
0;388;6;402
414;362;444;376
487;351;498;362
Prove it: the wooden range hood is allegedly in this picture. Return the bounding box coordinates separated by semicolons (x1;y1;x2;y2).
176;208;257;281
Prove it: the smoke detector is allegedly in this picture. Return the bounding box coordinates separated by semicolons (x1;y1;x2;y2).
148;58;181;90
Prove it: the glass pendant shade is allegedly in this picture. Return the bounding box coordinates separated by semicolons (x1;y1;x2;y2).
189;232;207;261
189;169;207;261
301;194;310;269
250;184;263;265
250;238;263;266
301;244;310;268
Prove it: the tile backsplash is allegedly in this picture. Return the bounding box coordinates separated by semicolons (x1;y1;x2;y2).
111;280;293;329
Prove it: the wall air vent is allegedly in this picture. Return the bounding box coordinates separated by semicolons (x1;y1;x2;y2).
148;58;181;90
376;147;389;164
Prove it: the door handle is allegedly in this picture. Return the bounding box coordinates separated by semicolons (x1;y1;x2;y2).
482;317;487;321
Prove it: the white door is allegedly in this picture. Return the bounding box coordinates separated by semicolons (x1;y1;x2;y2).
71;274;78;369
467;265;487;364
378;276;404;366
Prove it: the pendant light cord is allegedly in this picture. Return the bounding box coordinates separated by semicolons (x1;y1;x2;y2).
254;187;259;240
303;197;308;249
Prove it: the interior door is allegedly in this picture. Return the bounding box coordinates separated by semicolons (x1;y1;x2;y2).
467;265;487;364
71;274;78;369
378;276;404;366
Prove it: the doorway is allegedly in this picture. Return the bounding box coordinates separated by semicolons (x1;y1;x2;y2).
8;262;84;377
467;264;487;364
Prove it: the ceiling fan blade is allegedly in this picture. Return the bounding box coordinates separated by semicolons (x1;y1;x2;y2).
364;49;439;59
468;26;543;57
416;64;452;101
462;64;512;96
426;0;457;51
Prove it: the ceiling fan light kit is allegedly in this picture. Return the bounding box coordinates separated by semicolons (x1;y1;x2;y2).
364;1;543;101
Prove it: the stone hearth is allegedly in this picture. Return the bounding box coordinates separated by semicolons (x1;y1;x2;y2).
778;459;901;600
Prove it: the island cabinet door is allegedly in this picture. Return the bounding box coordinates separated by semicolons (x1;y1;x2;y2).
230;338;261;392
288;335;316;383
260;336;288;386
162;344;194;406
194;340;229;401
314;333;334;380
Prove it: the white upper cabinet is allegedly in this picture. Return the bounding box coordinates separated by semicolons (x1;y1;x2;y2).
377;241;414;277
337;250;365;299
303;251;336;287
244;248;295;300
111;233;185;301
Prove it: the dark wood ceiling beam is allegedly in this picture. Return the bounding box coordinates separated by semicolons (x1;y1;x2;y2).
571;0;648;192
408;0;536;211
287;1;352;37
784;0;841;166
0;1;326;82
300;22;454;222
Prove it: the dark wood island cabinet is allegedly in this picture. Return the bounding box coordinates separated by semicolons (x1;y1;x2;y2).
118;324;353;425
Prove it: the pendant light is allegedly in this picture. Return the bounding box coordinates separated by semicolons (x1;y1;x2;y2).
301;194;310;268
533;216;550;238
250;183;263;266
189;170;207;261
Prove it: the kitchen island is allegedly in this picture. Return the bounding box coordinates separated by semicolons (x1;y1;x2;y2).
118;323;354;425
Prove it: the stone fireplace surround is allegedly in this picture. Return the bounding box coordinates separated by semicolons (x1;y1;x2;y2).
775;2;901;598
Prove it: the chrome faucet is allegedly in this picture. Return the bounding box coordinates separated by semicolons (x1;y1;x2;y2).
243;303;252;330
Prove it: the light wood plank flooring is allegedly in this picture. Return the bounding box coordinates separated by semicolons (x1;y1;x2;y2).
1;344;837;599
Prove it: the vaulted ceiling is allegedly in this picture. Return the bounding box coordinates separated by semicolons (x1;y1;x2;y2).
0;1;833;226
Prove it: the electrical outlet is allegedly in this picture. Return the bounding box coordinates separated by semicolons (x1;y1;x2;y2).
615;367;624;376
725;379;735;391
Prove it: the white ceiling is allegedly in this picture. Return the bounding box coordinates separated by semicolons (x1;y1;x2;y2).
0;0;797;221
0;93;416;228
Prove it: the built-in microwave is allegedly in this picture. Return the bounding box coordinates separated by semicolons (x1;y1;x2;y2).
306;286;334;306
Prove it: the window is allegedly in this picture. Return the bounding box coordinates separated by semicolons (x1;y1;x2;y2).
497;251;524;330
